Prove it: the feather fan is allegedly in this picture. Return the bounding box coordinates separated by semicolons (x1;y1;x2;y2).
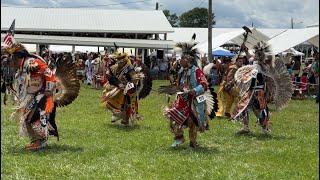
158;85;182;95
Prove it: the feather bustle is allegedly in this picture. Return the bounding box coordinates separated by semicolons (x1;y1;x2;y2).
54;60;80;107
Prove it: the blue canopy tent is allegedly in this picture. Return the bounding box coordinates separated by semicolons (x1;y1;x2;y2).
212;49;235;57
212;47;235;57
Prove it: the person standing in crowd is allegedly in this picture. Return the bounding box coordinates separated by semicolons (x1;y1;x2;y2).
41;49;50;63
1;54;16;105
65;52;73;62
55;53;63;69
311;52;319;103
149;56;156;69
292;56;301;82
85;52;93;85
168;57;181;85
92;53;104;89
201;56;209;69
151;63;160;79
307;60;316;85
211;58;221;86
287;64;294;80
159;58;168;80
144;56;151;69
74;52;85;83
203;58;220;87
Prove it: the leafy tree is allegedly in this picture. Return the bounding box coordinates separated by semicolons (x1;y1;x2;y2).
179;7;215;28
163;10;179;27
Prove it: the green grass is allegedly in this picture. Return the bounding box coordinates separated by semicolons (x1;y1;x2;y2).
1;80;319;180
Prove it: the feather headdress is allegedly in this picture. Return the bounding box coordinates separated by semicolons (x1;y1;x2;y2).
235;41;293;110
253;41;275;68
109;43;131;64
174;33;202;68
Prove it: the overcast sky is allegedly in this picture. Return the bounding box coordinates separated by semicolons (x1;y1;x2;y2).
1;0;319;29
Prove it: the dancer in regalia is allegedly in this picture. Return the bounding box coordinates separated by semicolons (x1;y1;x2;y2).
101;45;152;126
158;34;218;149
231;41;293;134
1;23;80;150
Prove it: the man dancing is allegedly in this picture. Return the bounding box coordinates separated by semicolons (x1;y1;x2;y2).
159;34;218;149
1;22;80;150
101;52;152;125
231;41;293;134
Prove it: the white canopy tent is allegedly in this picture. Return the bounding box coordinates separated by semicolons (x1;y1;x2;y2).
268;27;319;55
280;47;305;56
212;47;231;51
21;43;37;52
307;35;319;48
193;28;269;54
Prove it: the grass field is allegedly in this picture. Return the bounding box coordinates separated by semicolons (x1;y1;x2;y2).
1;80;319;179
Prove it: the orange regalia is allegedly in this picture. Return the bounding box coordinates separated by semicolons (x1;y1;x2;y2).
1;28;80;150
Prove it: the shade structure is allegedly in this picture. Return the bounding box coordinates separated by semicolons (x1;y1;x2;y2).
280;48;305;56
268;27;319;55
193;28;269;54
212;47;235;57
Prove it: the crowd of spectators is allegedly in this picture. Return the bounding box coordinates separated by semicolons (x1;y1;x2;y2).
287;52;319;101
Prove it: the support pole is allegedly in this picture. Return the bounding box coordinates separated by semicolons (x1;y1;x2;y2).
208;0;213;63
36;44;40;55
142;49;145;63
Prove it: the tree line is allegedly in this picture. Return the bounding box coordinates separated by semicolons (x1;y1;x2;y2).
163;7;216;28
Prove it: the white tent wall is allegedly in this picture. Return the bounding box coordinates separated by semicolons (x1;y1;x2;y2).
194;29;244;53
307;35;319;49
21;43;37;53
230;29;270;49
193;28;269;54
268;27;319;55
281;48;305;56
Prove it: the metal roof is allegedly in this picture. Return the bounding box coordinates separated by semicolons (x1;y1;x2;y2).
0;33;175;49
1;6;174;34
